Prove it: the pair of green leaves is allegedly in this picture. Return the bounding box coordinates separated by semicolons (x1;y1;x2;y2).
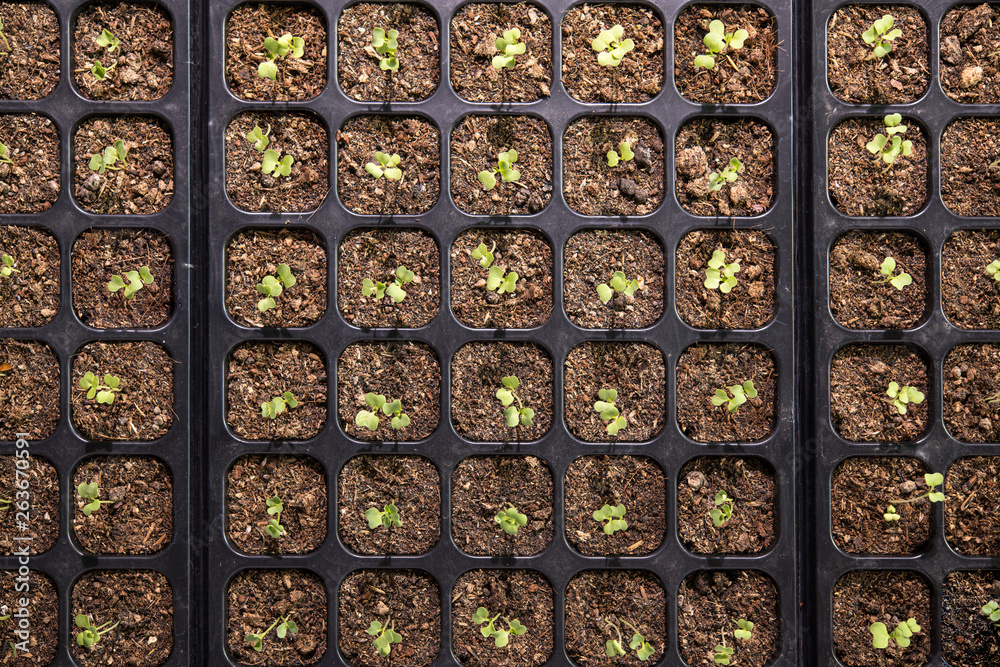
594;388;627;435
366;151;402;180
478;150;520;190
365;503;401;530
89;140;127;174
870;618;920;649
246;125;293;176
597;271;640;304
265;495;285;538
493;28;525;69
259;33;304;79
261;391;298;419
712;380;758;413
862;14;902;59
866;114;913;170
709;158;742;191
593;503;628;535
257;263;296;312
695;20;748;70
79;371;120;404
107;265;154;299
356;392;410;431
876;255;913;290
982;600;1000;624
362;265;414;303
246;615;298;652
988;259;1000;283
710;490;733;527
77;482;113;516
705;249;741;293
367;619;402;656
494;505;527;536
496;375;535;427
0;140;13;165
1;254;18;278
592;24;634;67
885;381;924;415
75;615;119;648
473;607;526;648
607;141;633;168
372;28;399;71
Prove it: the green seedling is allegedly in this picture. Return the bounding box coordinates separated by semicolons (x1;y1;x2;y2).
367;618;402;656
982;600;1000;625
602;617;654;660
875;255;912;290
256;263;296;312
0;498;10;510
592;504;628;535
496;375;534;427
260;391;298;420
704;250;740;293
882;473;944;522
597;270;640;304
591;24;634;67
77;482;114;516
0;140;14;166
713;635;734;665
862;14;902;59
365;503;401;530
478;150;520;190
365;152;402;180
0;17;10;53
264;495;285;538
987;389;1000;405
107;265;154;299
492;28;525;69
355;392;410;431
472;242;495;269
734;619;753;641
88;140;127;174
594;387;627;435
259;32;304;79
1;254;19;279
245;124;292;176
987;259;1000;283
362;265;414;303
79;372;120;404
712;380;758;413
695;20;748;70
710;490;734;527
246;615;298;652
470;240;518;293
473;607;526;648
372;28;399;71
870;618;920;649
246;124;270;152
75;614;120;648
709;158;742;191
606;141;633;168
884;381;925;415
91;29;120;80
866;114;912;172
884;504;900;521
494;504;527;536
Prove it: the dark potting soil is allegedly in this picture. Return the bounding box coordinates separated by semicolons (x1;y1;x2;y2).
0;455;58;555
942;229;1000;329
0;339;59;441
0;569;57;664
0;2;59;100
943;344;1000;443
946;456;1000;556
941;117;1000;217
940;3;1000;104
942;570;1000;667
0;225;59;328
0;113;58;213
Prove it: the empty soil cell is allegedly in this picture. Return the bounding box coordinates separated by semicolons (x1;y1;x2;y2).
450;2;552;103
944;344;1000;443
70;569;173;667
829;230;927;330
0;569;57;663
337;115;440;215
451;342;553;442
826;4;930;104
226;341;327;441
227;2;327;102
72;227;174;329
831;570;931;667
227;454;327;555
0;455;58;555
676;570;780;667
946;456;1000;556
676;343;776;443
0;225;59;328
338;455;440;556
564;229;664;330
562;116;664;216
942;230;1000;329
72;455;173;555
338;569;440;667
678;456;776;556
674;4;778;104
831;457;932;556
941;4;1000;103
942;117;1000;217
564;570;666;666
675;229;775;330
226;227;327;328
450;228;553;329
942;571;1000;667
226;569;327;666
337;340;440;442
339;2;438;102
0;2;59;100
451;569;554;667
0;339;59;441
560;3;664;103
451;455;554;557
450;115;552;216
564;342;665;443
72;1;173;101
0;113;59;213
828;116;928;217
225;111;329;213
338;227;440;329
564;455;665;557
829;344;929;443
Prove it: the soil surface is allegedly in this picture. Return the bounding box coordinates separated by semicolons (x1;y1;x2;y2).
451;342;553;442
564;455;665;556
0;2;59;100
338;227;440;329
225;111;329;213
451;569;553;667
676;343;776;443
940;4;1000;103
0;454;58;555
73;1;173;101
564;342;665;442
72;455;172;554
227;3;327;102
72;228;174;329
674;4;777;104
338;455;440;555
831;570;931;667
450;228;553;329
564;570;666;666
829;344;928;443
0;339;58;441
450;115;552;216
831;456;932;555
450;2;552;103
942;571;1000;667
226;569;327;665
829;230;927;329
561;4;664;103
339;3;438;102
0;114;59;213
942;117;1000;216
227;454;327;555
74;115;173;215
943;344;1000;443
0;569;57;663
563;116;664;216
564;229;664;329
337;115;440;215
70;569;173;667
678;457;775;555
226;227;327;328
0;226;59;327
942;229;1000;328
451;456;553;557
337;341;440;442
226;341;327;441
677;570;780;667
675;229;775;330
827;4;930;104
339;569;440;667
946;456;1000;556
